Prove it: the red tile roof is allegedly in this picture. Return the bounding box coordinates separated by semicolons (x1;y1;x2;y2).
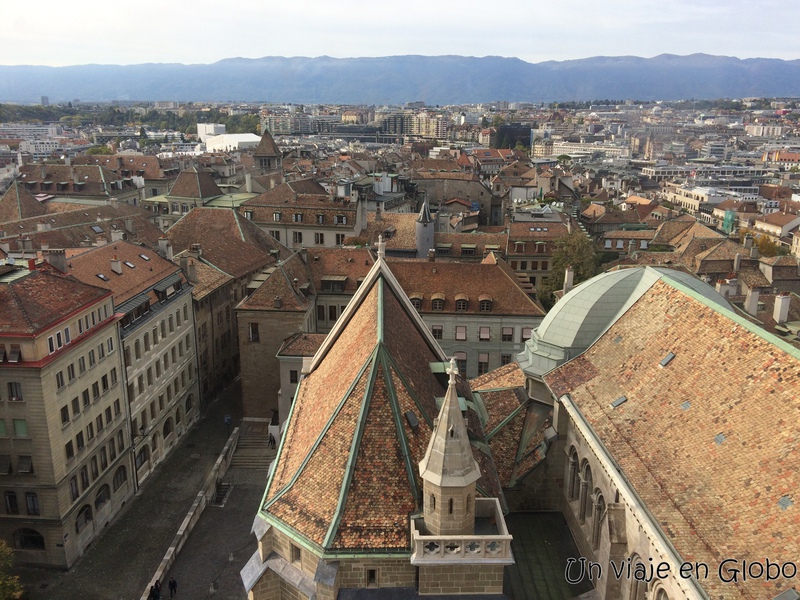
544;279;800;599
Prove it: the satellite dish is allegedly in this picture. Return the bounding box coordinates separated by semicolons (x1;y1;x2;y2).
7;257;16;265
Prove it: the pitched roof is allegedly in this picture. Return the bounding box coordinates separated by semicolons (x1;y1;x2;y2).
253;131;281;157
167;168;223;199
0;269;110;335
544;278;800;600
167;208;286;278
238;251;312;313
260;252;504;554
67;240;181;305
0;180;47;222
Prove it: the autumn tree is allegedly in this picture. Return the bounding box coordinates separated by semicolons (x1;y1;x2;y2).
539;231;600;307
0;540;22;599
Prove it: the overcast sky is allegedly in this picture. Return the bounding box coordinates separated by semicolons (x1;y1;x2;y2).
4;0;797;67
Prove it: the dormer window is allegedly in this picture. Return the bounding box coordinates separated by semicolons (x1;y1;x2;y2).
293;213;303;223
273;212;281;222
479;295;493;312
431;293;445;311
335;215;347;225
455;294;469;312
409;292;423;311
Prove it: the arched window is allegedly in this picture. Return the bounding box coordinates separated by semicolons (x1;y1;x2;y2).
567;447;579;500
163;418;173;438
135;446;150;469
629;555;647;600
410;298;422;311
592;493;605;549
455;299;468;312
448;498;453;514
185;394;193;412
431;298;444;311
76;504;93;533
13;528;44;550
655;590;669;600
112;466;127;491
479;300;492;312
95;484;111;510
175;407;182;425
579;463;593;523
134;340;141;360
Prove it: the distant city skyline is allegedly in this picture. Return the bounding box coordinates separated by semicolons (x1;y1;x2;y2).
4;0;798;67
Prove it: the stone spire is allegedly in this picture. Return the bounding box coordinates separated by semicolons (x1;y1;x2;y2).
419;358;481;488
416;195;433;224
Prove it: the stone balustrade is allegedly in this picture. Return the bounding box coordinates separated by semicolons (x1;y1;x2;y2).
410;498;514;566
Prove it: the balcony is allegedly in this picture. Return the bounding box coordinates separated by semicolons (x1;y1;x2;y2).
410;498;514;566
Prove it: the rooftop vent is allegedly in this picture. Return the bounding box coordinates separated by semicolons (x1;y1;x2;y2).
714;433;726;445
659;352;676;367
405;411;419;432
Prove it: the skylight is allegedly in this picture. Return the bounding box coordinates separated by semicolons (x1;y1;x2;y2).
660;352;676;367
610;396;627;408
90;225;103;234
139;254;150;261
96;273;110;281
123;261;135;269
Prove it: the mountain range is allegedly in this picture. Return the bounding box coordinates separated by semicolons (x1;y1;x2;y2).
1;54;799;105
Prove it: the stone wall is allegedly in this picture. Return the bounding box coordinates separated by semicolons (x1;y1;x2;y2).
418;564;504;595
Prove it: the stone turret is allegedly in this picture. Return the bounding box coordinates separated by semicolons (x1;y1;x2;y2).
419;358;482;536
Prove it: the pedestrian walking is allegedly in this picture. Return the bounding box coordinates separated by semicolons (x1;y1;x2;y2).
148;585;158;600
268;433;275;449
154;579;162;599
169;577;178;598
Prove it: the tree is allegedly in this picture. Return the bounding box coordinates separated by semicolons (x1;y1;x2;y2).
539;231;600;307
0;540;22;599
86;145;113;155
491;114;505;128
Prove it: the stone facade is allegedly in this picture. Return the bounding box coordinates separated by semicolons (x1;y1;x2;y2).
418;564;505;595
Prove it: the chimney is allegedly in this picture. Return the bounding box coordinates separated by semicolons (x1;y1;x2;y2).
95;236;108;247
159;237;174;260
36;220;51;232
40;163;46;181
180;256;188;273
563;265;574;294
427;248;436;262
124;218;135;234
22;237;33;252
627;240;636;255
187;258;198;285
376;203;382;221
743;234;753;249
750;246;759;259
744;289;759;316
40;242;49;251
300;248;307;264
72;169;80;185
43;249;67;273
188;243;201;259
734;252;741;272
27;258;36;271
64;156;71;167
245;173;252;193
774;292;791;324
111;230;125;242
110;256;122;275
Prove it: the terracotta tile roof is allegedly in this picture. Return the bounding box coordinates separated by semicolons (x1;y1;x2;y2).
0;180;46;222
388;259;544;317
67;240;181;305
409;171;480;182
167;208;285;278
72;154;179;180
241;254;311;313
17;164;133;198
307;247;374;293
176;258;231;302
0;269;110;335
600;229;655;240
167;168;222;199
363;212;418;251
277;332;326;357
261;258;505;553
253;131;280;157
408;158;461;172
470;362;526;391
0;204;163;250
544;278;800;599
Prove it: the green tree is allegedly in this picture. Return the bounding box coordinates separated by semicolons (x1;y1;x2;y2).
86;145;113;155
539;231;600;307
0;540;22;599
491;114;505;128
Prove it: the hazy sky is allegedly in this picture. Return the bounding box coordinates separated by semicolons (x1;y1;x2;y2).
3;0;796;66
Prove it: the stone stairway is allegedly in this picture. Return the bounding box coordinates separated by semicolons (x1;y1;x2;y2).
230;433;276;469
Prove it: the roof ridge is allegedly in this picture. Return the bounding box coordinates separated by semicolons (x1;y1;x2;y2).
322;352;381;549
262;346;379;511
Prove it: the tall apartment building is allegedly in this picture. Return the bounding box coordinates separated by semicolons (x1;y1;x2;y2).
68;241;200;488
0;263;131;568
